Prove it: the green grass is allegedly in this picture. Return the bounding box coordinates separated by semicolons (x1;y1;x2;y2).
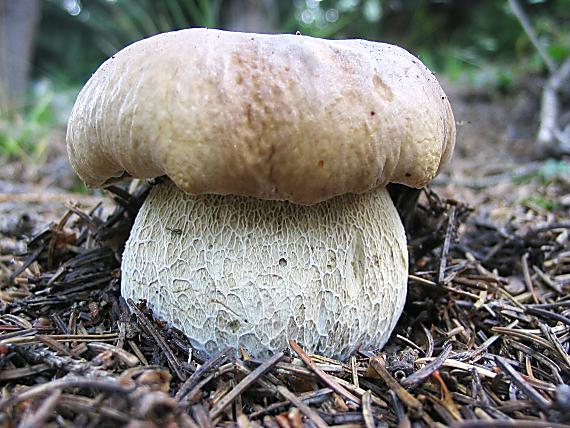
0;92;54;159
0;82;77;161
514;160;570;186
522;196;561;212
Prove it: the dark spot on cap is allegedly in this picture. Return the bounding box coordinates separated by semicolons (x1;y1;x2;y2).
279;258;287;267
370;111;375;116
317;160;324;167
405;172;412;177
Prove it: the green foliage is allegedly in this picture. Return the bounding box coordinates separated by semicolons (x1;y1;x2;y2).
82;0;223;56
522;195;561;211
286;0;570;89
37;0;224;83
514;160;570;185
517;160;569;212
70;181;89;194
0;82;75;160
32;0;570;90
0;92;52;159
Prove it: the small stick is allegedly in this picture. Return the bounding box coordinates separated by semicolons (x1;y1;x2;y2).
56;394;131;423
494;356;551;411
532;265;563;294
350;356;359;389
422;324;434;358
0;376;133;412
401;343;453;389
389;390;406;425
127;340;148;365
87;342;140;367
289;340;360;406
334;376;387;408
47;209;74;271
17;389;62;428
176;347;231;401
361;391;375;428
192;403;213;428
179;363;237;407
525;307;570;328
37;335;74;356
210;351;284;419
248;388;333;419
369;357;423;417
521;253;539;304
0;364;51;381
9;245;44;282
452;421;570;428
439;206;456;284
1;333;118;346
540;324;570;368
276;386;329;428
128;298;186;380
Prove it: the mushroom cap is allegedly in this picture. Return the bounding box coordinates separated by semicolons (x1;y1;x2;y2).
67;28;455;205
122;181;407;359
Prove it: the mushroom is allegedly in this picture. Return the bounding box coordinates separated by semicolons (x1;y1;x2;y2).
67;28;455;359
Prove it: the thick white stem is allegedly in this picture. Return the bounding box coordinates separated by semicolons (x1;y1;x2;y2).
122;181;408;360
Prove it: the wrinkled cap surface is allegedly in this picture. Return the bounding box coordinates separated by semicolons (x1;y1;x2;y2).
67;28;455;205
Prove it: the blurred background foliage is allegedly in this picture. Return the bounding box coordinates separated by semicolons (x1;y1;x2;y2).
36;0;570;86
2;0;570;158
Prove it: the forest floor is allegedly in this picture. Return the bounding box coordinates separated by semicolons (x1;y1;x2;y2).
0;81;568;427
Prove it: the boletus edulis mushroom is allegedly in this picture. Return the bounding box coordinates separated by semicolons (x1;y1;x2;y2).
67;28;455;360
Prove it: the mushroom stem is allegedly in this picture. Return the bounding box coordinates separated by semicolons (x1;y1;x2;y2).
121;180;408;360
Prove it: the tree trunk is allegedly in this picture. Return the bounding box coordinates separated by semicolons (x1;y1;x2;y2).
0;0;41;113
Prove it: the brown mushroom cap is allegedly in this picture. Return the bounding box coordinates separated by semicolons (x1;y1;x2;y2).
67;28;455;205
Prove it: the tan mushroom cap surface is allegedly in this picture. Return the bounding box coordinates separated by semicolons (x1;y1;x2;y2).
67;28;455;205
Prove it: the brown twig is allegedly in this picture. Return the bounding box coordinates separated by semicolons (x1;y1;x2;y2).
276;385;329;428
361;391;376;428
289;340;360;406
0;376;134;412
494;356;551;411
175;347;231;401
17;389;62;428
209;351;284;419
439;205;457;284
369;357;423;417
400;343;453;389
127;298;187;381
